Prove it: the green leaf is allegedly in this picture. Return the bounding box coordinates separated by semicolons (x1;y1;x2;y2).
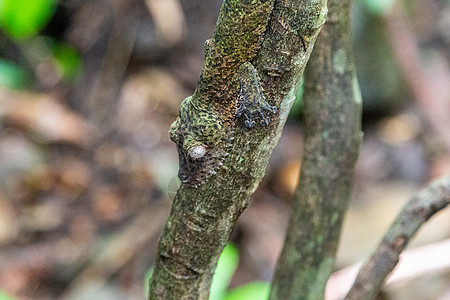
52;43;81;80
224;281;271;300
289;75;304;119
0;0;57;40
143;267;154;298
0;59;30;89
0;290;17;300
209;243;239;300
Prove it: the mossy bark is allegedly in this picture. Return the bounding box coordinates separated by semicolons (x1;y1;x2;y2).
269;1;362;299
148;0;327;299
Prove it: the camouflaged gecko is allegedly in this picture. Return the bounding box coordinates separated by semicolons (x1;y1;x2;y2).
169;0;276;187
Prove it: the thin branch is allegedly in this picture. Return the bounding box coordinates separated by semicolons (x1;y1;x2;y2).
345;176;450;300
326;239;450;299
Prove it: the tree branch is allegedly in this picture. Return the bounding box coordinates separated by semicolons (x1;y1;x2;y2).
148;1;327;299
269;0;363;299
345;176;450;300
326;239;450;299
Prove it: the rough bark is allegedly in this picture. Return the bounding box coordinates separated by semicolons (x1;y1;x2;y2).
345;176;450;300
269;1;362;299
148;1;328;299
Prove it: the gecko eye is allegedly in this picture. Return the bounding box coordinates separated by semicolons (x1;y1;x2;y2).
189;145;207;159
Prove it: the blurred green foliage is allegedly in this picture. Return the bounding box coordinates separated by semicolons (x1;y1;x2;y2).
224;281;270;300
359;0;394;15
52;42;81;80
0;0;57;40
210;243;239;300
0;0;81;89
209;243;271;300
0;290;16;300
0;59;30;88
143;267;154;297
289;76;304;120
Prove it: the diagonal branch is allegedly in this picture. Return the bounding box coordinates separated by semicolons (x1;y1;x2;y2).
345;176;450;300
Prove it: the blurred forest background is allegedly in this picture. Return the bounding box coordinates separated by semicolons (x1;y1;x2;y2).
0;0;449;299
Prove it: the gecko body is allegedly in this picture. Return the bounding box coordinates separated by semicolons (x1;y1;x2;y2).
169;0;276;187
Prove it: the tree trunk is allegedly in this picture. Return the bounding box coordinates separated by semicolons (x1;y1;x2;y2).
270;0;362;299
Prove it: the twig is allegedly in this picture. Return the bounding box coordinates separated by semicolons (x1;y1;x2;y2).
326;239;450;300
344;176;450;300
